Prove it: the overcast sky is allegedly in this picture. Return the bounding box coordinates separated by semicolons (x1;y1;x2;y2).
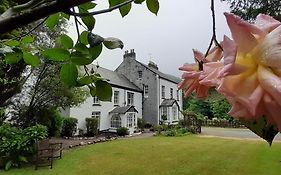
68;0;231;77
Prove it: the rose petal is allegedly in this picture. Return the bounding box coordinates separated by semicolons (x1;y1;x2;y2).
193;49;204;62
256;25;281;68
264;94;281;130
255;14;281;33
224;13;259;53
258;65;281;106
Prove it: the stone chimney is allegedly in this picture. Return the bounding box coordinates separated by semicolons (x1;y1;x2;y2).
148;61;158;70
123;49;136;60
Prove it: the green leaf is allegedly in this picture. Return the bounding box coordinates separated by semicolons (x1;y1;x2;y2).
56;34;73;49
70;51;93;65
45;13;60;29
61;12;70;20
18;156;28;163
146;0;159;15
77;75;96;86
74;43;89;54
88;33;104;47
95;80;112;101
241;116;279;145
103;37;124;49
5;160;12;170
23;52;40;67
119;3;132;17
79;2;97;10
80;31;89;45
4;40;20;47
5;51;23;64
21;35;34;44
82;15;96;31
134;0;145;4
42;48;70;61
60;63;78;87
89;86;96;97
79;8;96;31
89;44;102;60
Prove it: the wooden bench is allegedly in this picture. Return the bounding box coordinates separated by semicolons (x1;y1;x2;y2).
34;139;63;170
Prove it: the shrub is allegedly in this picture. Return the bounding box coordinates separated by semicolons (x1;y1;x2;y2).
117;127;129;136
85;118;98;136
144;122;153;129
137;118;146;130
78;128;84;136
164;129;176;136
61;117;78;137
0;124;47;170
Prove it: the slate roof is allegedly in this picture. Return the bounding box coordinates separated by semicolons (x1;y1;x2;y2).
159;99;179;107
92;66;142;92
109;106;138;114
138;61;181;84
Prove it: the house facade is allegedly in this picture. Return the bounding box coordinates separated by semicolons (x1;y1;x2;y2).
69;67;143;134
67;49;183;134
115;49;183;125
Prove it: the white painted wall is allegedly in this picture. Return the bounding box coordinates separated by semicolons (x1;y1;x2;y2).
70;86;142;133
159;78;183;120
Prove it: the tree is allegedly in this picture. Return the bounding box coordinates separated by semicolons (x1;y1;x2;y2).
0;0;159;112
221;0;281;21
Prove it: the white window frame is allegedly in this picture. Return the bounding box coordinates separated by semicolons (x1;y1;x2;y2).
93;96;100;105
126;113;135;128
113;91;119;105
127;92;134;106
172;106;177;121
144;85;149;98
161;86;165;99
170;88;173;99
111;114;121;128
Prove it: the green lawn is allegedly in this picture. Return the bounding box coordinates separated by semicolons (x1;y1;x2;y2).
3;135;281;175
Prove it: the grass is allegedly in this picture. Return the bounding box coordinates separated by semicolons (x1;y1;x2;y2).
3;135;281;175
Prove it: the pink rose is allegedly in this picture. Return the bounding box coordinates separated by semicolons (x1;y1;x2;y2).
218;13;281;130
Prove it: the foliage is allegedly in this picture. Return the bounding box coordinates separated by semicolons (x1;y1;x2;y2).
0;124;47;170
221;0;281;21
116;127;129;136
210;99;232;120
61;117;77;137
137;118;146;130
85;118;98;136
185;95;213;119
163;127;190;137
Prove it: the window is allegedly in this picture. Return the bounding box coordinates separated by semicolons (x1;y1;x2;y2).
127;113;135;128
170;88;173;99
177;90;179;101
138;71;143;79
111;114;121;128
92;111;101;128
144;85;149;97
93;96;100;105
161;107;168;120
92;111;101;118
172;106;177;120
114;91;119;105
127;92;134;106
161;86;165;99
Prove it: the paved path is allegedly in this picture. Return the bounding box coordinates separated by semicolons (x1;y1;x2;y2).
201;127;281;142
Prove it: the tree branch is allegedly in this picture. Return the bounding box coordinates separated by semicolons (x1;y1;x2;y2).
64;0;134;17
0;0;93;35
204;0;223;58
